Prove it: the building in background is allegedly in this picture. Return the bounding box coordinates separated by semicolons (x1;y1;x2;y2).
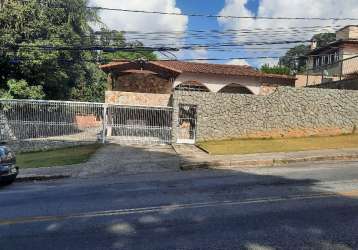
297;25;358;87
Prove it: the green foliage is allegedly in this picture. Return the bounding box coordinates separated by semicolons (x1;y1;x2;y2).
1;79;45;99
260;64;291;75
98;29;157;62
0;0;156;102
312;33;336;47
279;32;336;73
70;63;107;102
279;45;310;73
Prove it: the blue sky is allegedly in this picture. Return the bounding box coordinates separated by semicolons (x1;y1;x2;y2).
176;0;262;66
92;0;358;67
176;0;225;32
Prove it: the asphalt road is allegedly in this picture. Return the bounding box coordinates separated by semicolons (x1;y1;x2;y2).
1;160;358;250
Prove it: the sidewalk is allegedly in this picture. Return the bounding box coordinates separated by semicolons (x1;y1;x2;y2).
173;145;358;170
17;144;358;182
17;144;180;181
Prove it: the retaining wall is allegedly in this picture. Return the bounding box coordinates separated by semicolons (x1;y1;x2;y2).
173;87;358;142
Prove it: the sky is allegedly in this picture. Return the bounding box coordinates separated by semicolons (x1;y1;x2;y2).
89;0;358;68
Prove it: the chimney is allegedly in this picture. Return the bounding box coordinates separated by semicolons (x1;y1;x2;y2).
336;25;358;40
310;39;318;50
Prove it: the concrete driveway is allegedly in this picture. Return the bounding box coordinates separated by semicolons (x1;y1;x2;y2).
78;144;180;177
19;144;181;179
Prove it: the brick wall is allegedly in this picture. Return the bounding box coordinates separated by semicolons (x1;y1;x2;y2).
105;91;171;107
172;87;358;142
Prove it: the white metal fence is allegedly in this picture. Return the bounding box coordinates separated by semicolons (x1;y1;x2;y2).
305;55;358;86
0;99;173;145
106;105;173;144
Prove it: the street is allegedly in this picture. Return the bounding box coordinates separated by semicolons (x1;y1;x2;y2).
1;161;358;250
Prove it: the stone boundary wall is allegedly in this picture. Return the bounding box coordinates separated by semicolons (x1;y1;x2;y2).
173;87;358;142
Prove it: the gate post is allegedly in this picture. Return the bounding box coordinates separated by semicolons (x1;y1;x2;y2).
102;104;108;144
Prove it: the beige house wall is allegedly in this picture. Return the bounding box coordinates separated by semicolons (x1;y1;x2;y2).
174;72;263;95
105;70;295;107
337;26;358;40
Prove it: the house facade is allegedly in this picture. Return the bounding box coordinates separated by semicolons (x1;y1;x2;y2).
308;25;358;69
100;60;296;107
297;25;358;86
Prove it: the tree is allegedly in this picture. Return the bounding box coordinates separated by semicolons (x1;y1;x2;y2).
0;79;45;99
0;0;157;102
0;0;100;100
260;64;291;75
312;33;336;48
279;32;336;73
279;45;310;73
97;29;157;62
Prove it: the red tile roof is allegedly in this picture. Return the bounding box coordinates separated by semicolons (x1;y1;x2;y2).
100;60;296;80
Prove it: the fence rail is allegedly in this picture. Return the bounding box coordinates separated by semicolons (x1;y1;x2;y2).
0;99;173;147
106;104;173;144
305;55;358;86
0;99;104;143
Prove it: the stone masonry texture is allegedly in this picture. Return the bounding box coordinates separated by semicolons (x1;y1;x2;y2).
105;91;171;107
173;87;358;142
112;73;171;94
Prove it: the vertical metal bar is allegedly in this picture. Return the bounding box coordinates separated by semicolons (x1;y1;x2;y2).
102;104;107;144
305;63;309;87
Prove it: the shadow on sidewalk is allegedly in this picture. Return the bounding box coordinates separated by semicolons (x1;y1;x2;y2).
0;143;357;250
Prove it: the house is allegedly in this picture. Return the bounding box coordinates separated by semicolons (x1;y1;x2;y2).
100;60;296;107
297;25;358;86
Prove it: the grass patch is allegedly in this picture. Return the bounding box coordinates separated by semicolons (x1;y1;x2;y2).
16;144;102;169
198;134;358;155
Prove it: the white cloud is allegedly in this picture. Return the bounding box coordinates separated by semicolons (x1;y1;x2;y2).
257;58;279;67
218;0;358;66
227;59;250;66
219;0;358;43
180;47;209;62
89;0;188;47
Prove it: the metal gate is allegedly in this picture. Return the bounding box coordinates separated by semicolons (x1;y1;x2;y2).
0;99;104;143
177;104;197;144
105;104;173;145
0;99;174;146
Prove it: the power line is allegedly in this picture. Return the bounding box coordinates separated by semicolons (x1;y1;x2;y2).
0;44;179;52
0;39;311;51
0;25;337;50
107;25;340;35
0;25;338;39
5;55;305;64
85;6;358;21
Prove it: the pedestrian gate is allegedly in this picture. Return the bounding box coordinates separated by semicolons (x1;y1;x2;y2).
176;104;197;144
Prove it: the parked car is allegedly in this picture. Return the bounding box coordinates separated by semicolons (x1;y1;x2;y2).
0;145;18;185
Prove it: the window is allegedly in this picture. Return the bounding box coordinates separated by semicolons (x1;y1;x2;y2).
174;82;210;92
219;84;253;94
334;51;340;62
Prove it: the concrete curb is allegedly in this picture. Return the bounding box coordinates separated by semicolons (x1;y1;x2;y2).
16;175;70;182
180;153;358;171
